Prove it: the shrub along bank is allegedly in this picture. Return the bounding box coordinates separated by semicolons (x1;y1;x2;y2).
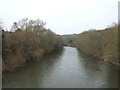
2;18;63;72
76;24;118;65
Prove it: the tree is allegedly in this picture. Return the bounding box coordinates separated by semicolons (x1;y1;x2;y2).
76;24;118;65
3;18;63;72
11;18;46;31
11;22;19;31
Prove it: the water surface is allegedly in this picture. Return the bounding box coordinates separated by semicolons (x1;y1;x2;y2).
3;47;118;88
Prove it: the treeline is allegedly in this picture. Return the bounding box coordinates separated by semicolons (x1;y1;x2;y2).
62;34;79;47
2;18;63;72
76;24;118;65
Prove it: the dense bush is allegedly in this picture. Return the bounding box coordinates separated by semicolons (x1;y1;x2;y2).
2;18;63;72
76;24;118;65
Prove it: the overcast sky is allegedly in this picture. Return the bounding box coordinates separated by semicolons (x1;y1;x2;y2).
0;0;119;35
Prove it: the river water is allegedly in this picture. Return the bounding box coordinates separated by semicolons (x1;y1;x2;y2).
3;47;118;88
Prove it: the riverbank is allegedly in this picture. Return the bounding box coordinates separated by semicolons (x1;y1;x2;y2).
75;24;118;66
2;18;64;72
77;48;118;66
2;47;63;72
62;24;119;66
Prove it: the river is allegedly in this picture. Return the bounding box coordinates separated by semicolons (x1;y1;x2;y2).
3;47;118;88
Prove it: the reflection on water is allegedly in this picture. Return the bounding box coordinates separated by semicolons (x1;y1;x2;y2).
3;47;118;88
76;49;118;88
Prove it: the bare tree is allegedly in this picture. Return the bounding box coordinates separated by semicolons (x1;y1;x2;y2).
11;22;19;32
11;18;46;31
18;18;28;30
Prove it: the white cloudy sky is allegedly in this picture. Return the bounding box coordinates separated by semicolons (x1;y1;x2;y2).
0;0;119;35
